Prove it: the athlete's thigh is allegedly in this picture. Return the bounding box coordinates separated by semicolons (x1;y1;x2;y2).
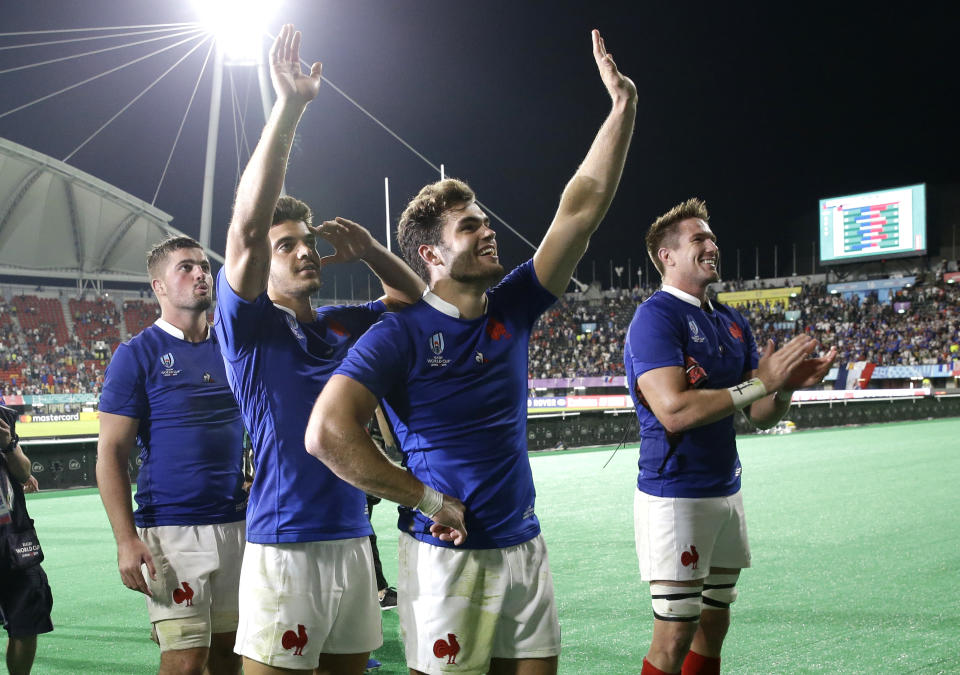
634;490;728;581
235;539;380;670
397;534;505;675
490;536;560;662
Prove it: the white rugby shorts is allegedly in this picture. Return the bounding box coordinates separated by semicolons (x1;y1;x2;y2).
397;533;560;674
138;520;246;648
634;489;751;581
234;538;382;669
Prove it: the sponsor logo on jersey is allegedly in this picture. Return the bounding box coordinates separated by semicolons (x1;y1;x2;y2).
475;351;489;365
680;545;699;569
686;316;706;343
202;372;213;383
433;633;461;665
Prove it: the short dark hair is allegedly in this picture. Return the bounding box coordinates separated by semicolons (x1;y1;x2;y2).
396;179;475;282
646;198;710;276
147;236;203;279
273;195;312;227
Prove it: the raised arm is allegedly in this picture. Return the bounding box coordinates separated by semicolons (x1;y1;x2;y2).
225;23;322;300
316;217;425;308
533;29;638;297
305;374;467;545
95;412;156;596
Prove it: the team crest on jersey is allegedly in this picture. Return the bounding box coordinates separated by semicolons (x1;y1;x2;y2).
728;321;744;342
686;315;706;343
160;352;181;377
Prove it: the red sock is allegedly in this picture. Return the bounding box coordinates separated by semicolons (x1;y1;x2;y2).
642;657;679;675
681;650;721;675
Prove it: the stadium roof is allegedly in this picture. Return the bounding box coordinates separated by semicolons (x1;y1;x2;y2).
0;136;222;285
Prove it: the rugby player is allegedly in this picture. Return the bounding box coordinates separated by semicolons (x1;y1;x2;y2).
306;30;637;675
625;198;836;674
214;24;465;675
98;236;245;675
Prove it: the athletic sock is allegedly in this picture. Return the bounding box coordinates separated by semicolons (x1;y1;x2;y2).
642;657;679;675
681;650;721;674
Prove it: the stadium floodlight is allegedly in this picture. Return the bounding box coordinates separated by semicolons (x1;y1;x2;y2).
193;0;278;64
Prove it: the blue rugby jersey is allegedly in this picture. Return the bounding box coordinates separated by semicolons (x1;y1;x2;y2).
99;321;245;527
624;286;760;498
214;270;384;543
335;260;556;549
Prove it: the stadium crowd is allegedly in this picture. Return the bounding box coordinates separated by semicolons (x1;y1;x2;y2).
2;276;959;395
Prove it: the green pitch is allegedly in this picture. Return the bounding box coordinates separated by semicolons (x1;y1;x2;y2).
22;419;960;673
18;419;99;438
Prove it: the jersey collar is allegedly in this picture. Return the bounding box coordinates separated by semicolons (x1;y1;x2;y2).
421;289;488;319
661;284;714;312
154;318;210;341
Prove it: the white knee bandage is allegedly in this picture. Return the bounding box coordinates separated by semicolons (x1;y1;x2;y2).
701;574;739;610
650;583;702;622
154;618;211;651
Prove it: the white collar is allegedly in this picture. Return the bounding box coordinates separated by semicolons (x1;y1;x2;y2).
154;318;210;341
421;289;488;319
661;284;713;311
273;303;297;318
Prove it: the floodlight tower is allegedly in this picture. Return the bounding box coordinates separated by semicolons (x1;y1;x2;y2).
194;0;277;251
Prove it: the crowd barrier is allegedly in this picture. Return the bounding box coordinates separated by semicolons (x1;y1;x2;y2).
18;394;960;489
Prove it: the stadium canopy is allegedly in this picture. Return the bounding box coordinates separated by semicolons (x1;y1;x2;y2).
0;136;223;288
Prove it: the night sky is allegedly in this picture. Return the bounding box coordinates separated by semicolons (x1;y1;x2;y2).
1;2;956;292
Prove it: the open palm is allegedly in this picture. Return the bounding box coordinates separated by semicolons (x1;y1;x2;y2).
270;23;322;105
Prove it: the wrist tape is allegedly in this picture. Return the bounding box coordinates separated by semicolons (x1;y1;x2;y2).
728;377;767;410
416;484;444;519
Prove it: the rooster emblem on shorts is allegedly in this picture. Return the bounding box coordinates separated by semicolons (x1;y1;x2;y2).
433;633;461;664
172;581;194;606
681;545;699;569
282;624;308;656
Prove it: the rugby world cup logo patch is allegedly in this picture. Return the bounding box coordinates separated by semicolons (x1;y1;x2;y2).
430;332;445;355
686;315;706;343
160;352;175;368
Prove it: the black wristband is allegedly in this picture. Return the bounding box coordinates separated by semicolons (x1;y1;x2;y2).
2;432;18;454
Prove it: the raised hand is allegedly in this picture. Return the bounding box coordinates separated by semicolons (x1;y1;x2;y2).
270;23;322;105
314;217;376;267
781;346;838;391
429;495;468;546
756;335;819;393
592;29;637;105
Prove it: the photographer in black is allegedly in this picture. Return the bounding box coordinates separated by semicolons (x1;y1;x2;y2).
0;406;53;675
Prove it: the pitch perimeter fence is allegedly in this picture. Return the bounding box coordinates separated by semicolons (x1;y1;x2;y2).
17;394;960;489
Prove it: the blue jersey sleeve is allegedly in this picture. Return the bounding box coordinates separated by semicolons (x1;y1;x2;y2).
334;313;410;400
98;342;146;419
625;301;685;377
214;268;274;360
488;259;557;328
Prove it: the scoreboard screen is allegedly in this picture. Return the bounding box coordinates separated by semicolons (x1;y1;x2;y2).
818;184;926;264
